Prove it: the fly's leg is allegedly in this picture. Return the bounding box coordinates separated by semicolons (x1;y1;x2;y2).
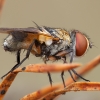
61;71;66;87
61;49;89;88
68;70;76;82
61;57;66;88
61;56;76;87
71;69;90;81
70;50;90;82
55;50;73;87
1;39;35;79
47;72;53;86
44;58;53;86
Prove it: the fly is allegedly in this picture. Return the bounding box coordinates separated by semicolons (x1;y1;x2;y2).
0;23;93;87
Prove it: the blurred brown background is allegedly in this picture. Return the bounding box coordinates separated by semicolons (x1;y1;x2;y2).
0;0;100;100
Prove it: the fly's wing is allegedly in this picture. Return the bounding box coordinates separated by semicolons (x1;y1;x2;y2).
0;27;54;37
0;27;40;34
0;27;60;43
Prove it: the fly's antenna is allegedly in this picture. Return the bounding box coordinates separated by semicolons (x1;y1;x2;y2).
32;21;43;32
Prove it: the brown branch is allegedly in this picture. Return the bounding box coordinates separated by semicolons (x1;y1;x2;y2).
20;85;60;100
0;72;18;100
39;82;100;100
0;63;80;100
14;63;80;73
0;56;100;100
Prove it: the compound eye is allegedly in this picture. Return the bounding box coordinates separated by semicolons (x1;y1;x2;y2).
75;31;89;56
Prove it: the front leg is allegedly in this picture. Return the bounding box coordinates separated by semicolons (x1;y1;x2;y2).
70;49;90;81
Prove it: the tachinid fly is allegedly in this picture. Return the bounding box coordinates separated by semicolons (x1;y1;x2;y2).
0;23;92;87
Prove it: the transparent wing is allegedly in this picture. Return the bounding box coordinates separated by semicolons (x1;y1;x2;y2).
0;27;40;34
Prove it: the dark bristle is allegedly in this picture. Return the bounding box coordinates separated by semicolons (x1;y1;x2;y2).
32;21;43;32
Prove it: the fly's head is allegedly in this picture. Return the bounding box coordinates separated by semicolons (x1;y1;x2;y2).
3;31;27;52
71;30;92;57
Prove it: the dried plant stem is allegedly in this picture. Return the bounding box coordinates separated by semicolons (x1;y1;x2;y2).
0;72;18;100
39;82;100;100
0;56;100;100
0;63;80;100
14;63;80;73
20;85;60;100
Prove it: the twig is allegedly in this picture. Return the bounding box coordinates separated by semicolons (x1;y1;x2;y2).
14;63;80;73
39;82;100;100
0;63;80;100
0;72;18;100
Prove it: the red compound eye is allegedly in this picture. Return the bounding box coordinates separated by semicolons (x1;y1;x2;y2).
75;31;89;56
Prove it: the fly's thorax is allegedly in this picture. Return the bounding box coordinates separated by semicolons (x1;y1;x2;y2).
40;28;72;56
38;27;71;47
54;29;71;46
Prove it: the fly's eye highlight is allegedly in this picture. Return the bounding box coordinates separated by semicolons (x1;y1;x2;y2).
75;31;89;56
